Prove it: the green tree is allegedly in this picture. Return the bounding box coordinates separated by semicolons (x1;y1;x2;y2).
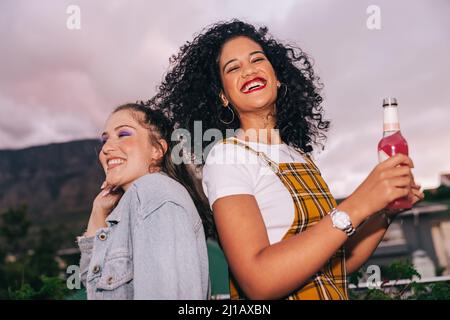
349;259;450;300
0;206;31;254
8;276;70;300
0;206;70;299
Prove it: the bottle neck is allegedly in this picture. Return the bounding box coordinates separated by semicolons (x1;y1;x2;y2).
383;106;400;136
383;130;400;138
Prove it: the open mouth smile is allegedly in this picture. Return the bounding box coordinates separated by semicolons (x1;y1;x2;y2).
107;158;126;171
240;77;267;94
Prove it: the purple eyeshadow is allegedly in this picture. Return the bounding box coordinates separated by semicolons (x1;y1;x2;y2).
100;129;132;145
118;130;132;137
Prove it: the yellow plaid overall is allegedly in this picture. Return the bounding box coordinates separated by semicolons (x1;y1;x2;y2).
222;137;349;300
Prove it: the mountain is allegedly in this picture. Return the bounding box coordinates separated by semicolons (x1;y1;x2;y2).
0;139;104;243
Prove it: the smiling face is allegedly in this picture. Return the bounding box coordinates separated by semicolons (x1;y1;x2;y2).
218;36;280;115
99;109;162;191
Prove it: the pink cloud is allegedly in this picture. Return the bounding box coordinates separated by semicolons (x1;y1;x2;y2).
0;0;449;196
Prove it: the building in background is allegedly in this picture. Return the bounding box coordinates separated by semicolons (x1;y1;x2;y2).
440;174;450;187
367;174;450;278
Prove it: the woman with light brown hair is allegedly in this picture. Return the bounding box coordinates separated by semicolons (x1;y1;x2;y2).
77;103;212;299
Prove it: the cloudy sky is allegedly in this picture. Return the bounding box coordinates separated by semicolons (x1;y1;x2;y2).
0;0;449;197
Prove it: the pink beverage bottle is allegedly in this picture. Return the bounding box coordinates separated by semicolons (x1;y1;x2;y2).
377;98;412;209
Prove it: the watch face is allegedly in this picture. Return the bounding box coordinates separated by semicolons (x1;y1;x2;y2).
333;211;351;229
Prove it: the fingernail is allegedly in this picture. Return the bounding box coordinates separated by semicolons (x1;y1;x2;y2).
101;189;110;197
101;181;107;190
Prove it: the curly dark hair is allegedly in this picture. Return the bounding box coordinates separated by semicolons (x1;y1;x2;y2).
149;19;330;158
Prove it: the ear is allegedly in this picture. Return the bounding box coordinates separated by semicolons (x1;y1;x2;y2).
153;138;168;160
148;139;167;173
219;91;229;107
158;138;169;156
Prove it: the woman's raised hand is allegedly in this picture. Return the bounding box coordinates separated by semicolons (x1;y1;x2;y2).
84;181;123;237
383;174;425;219
339;153;423;226
92;181;123;214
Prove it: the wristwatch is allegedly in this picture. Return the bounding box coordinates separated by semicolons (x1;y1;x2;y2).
330;208;356;237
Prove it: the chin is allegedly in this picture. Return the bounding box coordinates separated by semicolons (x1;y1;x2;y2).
105;174;122;187
245;94;274;107
247;100;273;111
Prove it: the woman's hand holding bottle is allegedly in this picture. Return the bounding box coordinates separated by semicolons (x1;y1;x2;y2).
338;153;424;227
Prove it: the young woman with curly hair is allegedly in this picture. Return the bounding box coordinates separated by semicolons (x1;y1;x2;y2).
150;20;424;300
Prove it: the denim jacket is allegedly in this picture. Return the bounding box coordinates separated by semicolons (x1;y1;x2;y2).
77;173;210;300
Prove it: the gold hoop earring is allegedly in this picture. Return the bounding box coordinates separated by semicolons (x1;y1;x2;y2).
219;105;235;125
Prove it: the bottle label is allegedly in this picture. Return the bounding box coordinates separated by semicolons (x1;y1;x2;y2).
383;123;400;131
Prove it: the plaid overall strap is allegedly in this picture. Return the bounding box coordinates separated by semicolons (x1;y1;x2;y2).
222;137;349;300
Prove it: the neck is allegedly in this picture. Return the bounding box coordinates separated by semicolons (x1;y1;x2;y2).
237;104;281;144
121;169;161;191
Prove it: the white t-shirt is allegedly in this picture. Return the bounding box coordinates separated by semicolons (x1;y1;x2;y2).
202;138;307;245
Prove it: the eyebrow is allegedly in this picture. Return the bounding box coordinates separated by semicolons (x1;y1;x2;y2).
222;50;266;73
101;125;137;137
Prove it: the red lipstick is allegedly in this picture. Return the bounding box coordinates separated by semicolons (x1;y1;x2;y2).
240;77;267;94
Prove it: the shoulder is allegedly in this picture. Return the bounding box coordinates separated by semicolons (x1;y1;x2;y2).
129;173;196;219
132;172;181;193
204;138;258;167
202;139;261;183
202;140;259;207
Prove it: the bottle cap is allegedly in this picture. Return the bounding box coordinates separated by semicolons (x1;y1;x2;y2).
383;98;398;107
